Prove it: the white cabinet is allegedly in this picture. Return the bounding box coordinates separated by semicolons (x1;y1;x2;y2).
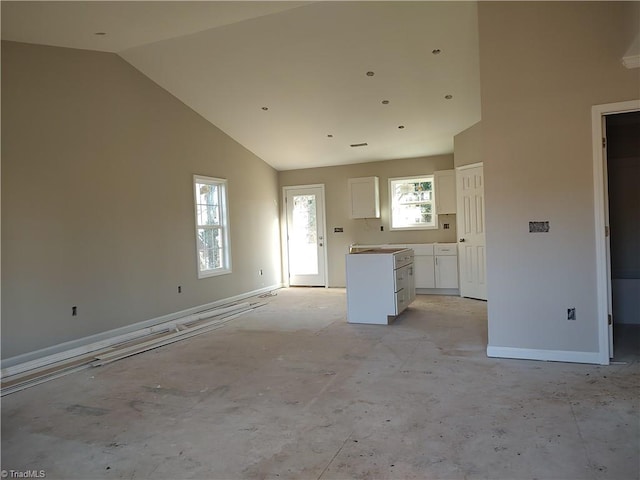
348;243;459;295
435;243;459;289
348;176;380;219
434;170;456;215
346;248;414;324
411;243;435;289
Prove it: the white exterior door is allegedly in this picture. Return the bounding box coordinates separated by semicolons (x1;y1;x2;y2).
284;185;327;286
456;164;487;300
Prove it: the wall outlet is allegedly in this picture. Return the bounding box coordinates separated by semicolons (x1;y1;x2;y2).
380;225;384;231
177;285;182;293
72;306;77;316
259;269;263;276
443;223;450;229
567;308;576;320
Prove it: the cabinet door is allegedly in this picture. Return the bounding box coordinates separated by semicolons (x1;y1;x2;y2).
414;255;435;288
435;255;459;288
408;263;416;303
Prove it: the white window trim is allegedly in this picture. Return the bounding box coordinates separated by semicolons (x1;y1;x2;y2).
388;174;438;231
193;175;232;278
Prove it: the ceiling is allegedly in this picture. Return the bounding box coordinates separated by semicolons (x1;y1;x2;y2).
2;1;481;171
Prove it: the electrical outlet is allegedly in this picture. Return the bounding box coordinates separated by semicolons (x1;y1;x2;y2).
72;306;77;316
567;308;576;320
259;269;263;276
380;225;384;231
178;285;182;293
443;223;450;229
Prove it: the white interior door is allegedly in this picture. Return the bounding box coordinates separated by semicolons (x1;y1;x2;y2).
284;185;327;287
456;164;487;300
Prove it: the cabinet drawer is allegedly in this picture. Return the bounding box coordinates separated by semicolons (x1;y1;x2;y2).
435;244;457;256
394;251;414;269
407;244;434;256
395;289;409;314
395;266;409;293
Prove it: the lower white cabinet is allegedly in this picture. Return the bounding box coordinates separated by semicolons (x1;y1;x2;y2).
414;255;435;288
350;243;459;295
346;248;415;324
434;244;459;289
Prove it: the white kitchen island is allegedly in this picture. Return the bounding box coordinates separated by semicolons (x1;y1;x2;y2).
346;248;415;324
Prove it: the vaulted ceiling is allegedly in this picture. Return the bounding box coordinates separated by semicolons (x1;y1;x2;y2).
2;1;481;171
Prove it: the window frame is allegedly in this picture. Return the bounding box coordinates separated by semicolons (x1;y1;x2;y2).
388;175;438;231
193;174;232;278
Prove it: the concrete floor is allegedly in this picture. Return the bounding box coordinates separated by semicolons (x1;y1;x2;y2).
2;288;639;480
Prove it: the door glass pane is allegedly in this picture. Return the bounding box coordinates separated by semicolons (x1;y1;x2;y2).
290;194;318;275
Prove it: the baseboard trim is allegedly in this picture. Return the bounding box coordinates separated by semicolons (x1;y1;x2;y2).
416;288;460;296
487;345;602;365
2;284;283;375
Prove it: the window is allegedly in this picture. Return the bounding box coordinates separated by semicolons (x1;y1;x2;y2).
389;175;437;230
193;175;231;278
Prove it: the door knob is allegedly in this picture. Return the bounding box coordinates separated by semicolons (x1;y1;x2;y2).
459;238;465;242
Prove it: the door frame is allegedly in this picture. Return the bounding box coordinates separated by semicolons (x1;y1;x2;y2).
282;184;329;288
592;99;640;365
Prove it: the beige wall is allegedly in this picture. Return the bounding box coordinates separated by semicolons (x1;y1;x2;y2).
278;155;456;287
1;41;281;359
478;2;640;354
453;122;482;168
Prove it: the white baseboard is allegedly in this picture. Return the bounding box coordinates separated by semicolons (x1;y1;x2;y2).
2;284;283;374
487;345;603;365
416;288;460;296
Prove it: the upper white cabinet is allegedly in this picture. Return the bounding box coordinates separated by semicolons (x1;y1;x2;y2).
434;170;456;215
348;176;380;218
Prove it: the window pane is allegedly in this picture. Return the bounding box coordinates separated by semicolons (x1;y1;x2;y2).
290;194;318;275
197;227;223;270
195;183;220;226
390;176;436;229
197;204;220;226
197;183;219;205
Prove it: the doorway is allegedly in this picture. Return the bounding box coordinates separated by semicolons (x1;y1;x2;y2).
592;99;640;364
283;185;327;287
605;111;640;360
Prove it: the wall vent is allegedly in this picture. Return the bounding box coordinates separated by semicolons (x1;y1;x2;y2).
350;143;368;147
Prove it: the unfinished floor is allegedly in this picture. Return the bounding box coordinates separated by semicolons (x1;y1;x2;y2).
2;288;639;480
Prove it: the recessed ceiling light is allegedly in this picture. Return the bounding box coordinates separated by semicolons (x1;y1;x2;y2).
444;94;453;100
398;125;405;129
366;71;375;77
382;100;390;105
432;49;441;55
94;32;107;36
261;106;269;111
